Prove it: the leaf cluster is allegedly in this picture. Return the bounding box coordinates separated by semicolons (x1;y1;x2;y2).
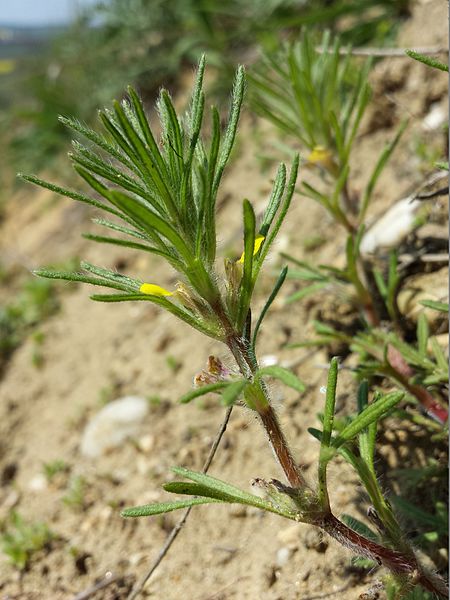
250;30;408;237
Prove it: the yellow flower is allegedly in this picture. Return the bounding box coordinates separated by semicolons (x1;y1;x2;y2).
238;235;265;264
307;145;338;176
139;283;173;296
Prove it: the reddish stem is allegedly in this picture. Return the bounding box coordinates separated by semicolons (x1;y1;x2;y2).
318;513;449;599
387;344;448;424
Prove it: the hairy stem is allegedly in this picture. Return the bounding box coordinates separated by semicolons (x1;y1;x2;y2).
318;513;449;599
227;333;306;488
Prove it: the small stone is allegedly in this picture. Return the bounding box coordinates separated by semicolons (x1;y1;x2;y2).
137;434;155;453
80;396;149;458
28;474;48;492
361;198;421;255
422;103;446;131
276;547;291;567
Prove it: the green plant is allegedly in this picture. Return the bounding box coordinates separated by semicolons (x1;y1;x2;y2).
287;257;449;424
1;512;54;570
250;31;407;316
0;276;60;372
250;32;448;425
62;475;87;510
42;459;70;482
23;59;447;598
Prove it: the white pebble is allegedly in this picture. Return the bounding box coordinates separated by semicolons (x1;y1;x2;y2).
276;547;291;567
360;197;420;255
80;396;149;458
28;474;48;491
422;103;446;131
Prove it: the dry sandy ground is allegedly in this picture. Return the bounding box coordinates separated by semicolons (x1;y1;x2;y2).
0;2;448;599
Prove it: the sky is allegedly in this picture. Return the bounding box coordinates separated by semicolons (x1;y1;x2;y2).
0;0;100;26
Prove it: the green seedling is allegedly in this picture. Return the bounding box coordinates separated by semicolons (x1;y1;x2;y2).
62;475;87;511
1;511;54;570
42;459;70;482
0;259;77;371
23;58;448;598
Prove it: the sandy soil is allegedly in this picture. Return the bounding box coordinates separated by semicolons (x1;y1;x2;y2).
0;2;448;599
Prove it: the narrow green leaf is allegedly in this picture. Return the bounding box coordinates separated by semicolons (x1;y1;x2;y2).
359;120;407;221
90;294;146;302
357;379;369;414
59;115;138;174
405;50;448;72
332;392;404;448
69;144;150;201
252;266;288;350
18;174;124;220
256;365;305;393
357;381;377;472
82;233;170;257
170;467;296;518
237;199;256;330
161;90;184;161
121;497;220;518
113;99;178;219
285;282;328;304
179;382;231;404
321;358;339;449
221;379;248;406
33;269;135;293
163;481;244;504
92;218;150;241
373;268;387;300
255;154;299;277
80;261;140;287
430;337;448;372
99;109;142;170
126;87;168;179
308;427;323;442
259;163;286;237
90;293;221;340
340;514;379;542
420;299;449;313
213;65;245;196
417;312;429;357
107;190;192;260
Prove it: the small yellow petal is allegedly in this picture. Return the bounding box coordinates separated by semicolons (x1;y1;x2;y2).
307;146;338;176
238;235;265;264
139;283;173;296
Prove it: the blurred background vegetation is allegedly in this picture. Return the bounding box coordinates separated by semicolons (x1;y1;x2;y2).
0;0;410;195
